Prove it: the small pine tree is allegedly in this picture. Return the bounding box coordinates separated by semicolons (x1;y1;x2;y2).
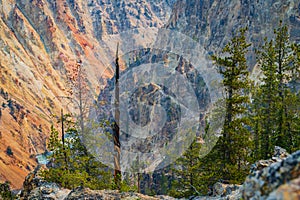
169;140;204;197
48;125;60;151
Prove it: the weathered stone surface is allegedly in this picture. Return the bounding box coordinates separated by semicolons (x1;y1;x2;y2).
267;177;300;200
193;147;299;200
17;168;175;200
18;165;71;200
249;146;290;173
242;148;300;199
14;146;300;200
66;187;175;200
193;184;242;200
211;182;241;198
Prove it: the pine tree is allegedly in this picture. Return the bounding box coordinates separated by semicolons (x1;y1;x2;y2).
273;24;294;149
252;23;300;157
288;43;300;152
211;28;252;183
284;88;300;152
41;117;113;189
287;44;300;152
169;140;204;197
253;39;279;158
48;125;60;151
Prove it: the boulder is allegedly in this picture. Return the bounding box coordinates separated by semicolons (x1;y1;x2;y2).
192;182;242;200
242;148;300;199
250;146;290;173
17;165;71;200
212;182;240;197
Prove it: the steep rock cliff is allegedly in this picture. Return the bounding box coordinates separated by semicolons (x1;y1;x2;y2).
0;0;174;188
167;0;300;66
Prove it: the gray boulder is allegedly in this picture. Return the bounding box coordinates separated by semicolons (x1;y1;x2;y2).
242;147;300;199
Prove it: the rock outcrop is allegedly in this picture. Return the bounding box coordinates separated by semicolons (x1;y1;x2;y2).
267;177;300;200
16;147;299;200
242;147;300;199
16;165;174;200
65;188;175;200
193;146;300;200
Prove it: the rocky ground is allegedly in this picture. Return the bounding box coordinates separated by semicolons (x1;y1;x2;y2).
4;146;298;200
194;147;300;200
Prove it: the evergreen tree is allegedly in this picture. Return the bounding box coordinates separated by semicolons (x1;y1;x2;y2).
253;39;279;158
41;117;113;189
287;44;300;152
289;43;300;152
291;43;300;87
250;85;263;159
273;24;294;149
0;181;14;200
211;28;252;183
169;140;204;197
252;23;300;157
284;88;300;152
